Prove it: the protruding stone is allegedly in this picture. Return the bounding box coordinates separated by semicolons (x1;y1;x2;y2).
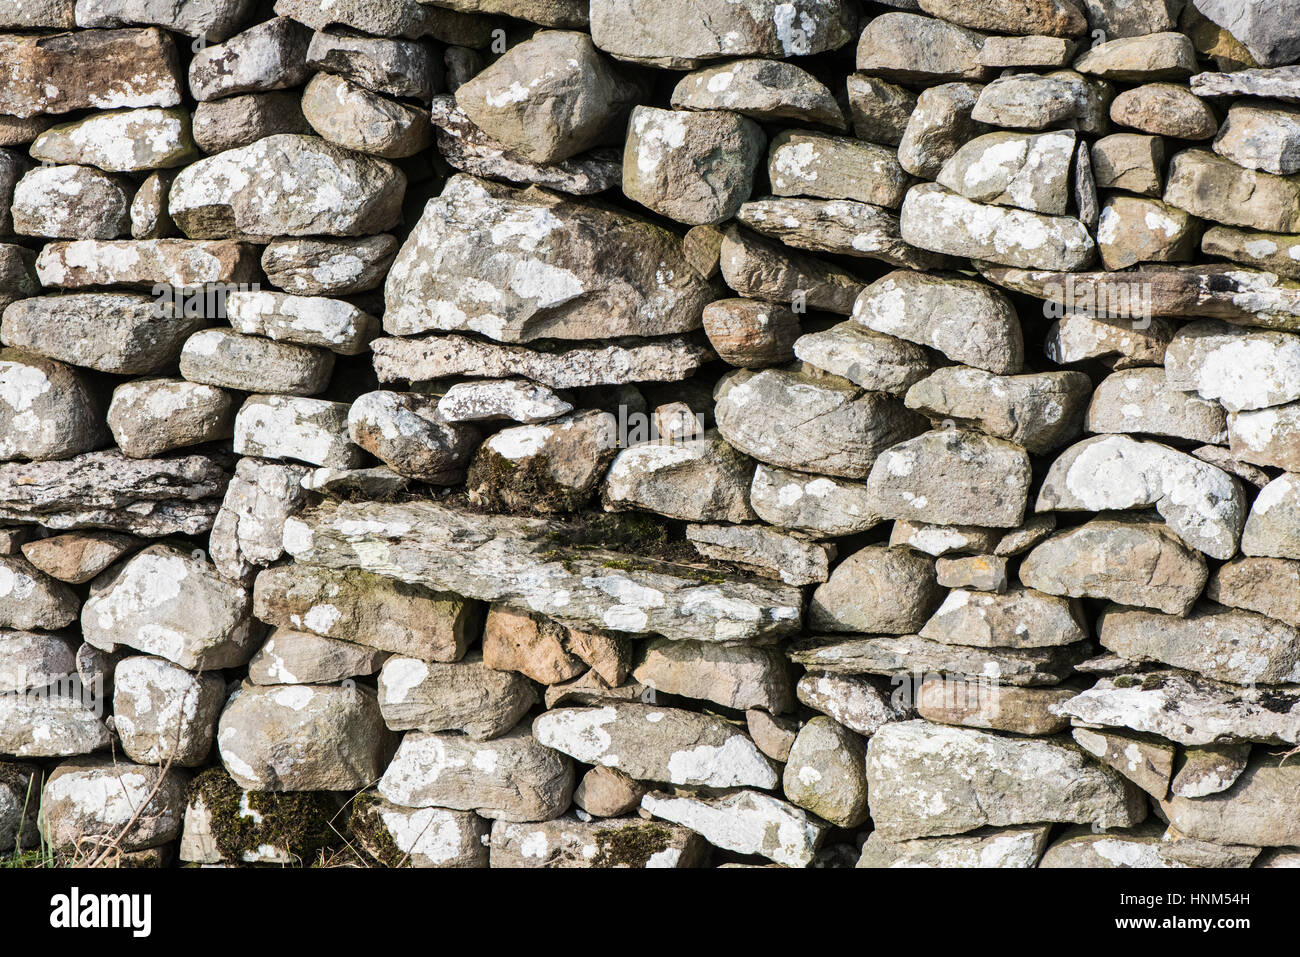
377;653;536;739
107;378;234;458
233;395;362;469
641;789;827;867
603;433;756;524
809;545;940;635
113;656;225;766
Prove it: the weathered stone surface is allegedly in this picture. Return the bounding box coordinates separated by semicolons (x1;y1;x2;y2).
1021;516;1207;614
262;235;397;296
859;825;1052;868
809;545;940;635
672;59;844;129
589;0;855;69
1090;132;1164;195
918;0;1085;37
1202;226;1300;279
11;165;131;240
892;521;1003;557
978;35;1077;67
898;82;987;179
481;605;585;685
790;633;1087;687
1101;603;1300;685
634;637;792;713
41;758;186;852
1075;31;1197;81
1097;195;1198;270
767;130;909;208
170;134;405;239
1036;434;1246;559
868;721;1146;840
1172;742;1250;798
641;789;827;867
603;433;756;524
1208;556;1300;627
796;671;902;737
0;554;79;631
749;464;881;538
21;532;136;585
226;290;378;356
302;73;431;159
306;30;441;101
1241;473;1300;559
191;91;311;153
32;109;192;179
349;797;489;868
1160;753;1300;846
0;28;184;119
1228;402;1300;471
372;334;713;390
217;682;394;791
180;328;334;396
0;245;37;310
468;410;613;511
348;391;478;484
113;656;225;766
905;367;1090;453
1071;727;1175;799
437;379;570;424
0;761;39;851
74;0;257;40
686;524;833;587
107;378;234;458
233;395;362;469
1045;312;1174;367
490;815;705;868
1192;66;1300;102
866;430;1033;528
920;587;1086;649
0;350;104;463
189;17;311;102
247;628;387;686
716;369;923;480
0;630;77;695
795;324;931;395
783;717;866;828
1166;320;1300;411
82;544;256;670
1087;367;1227;443
534;704;776;789
572;767;647;818
1166;149;1300;232
378;653;536;739
1213;102;1300;176
34;239;256;290
936;555;1008;592
917;678;1072;736
1112;83;1218;139
1192;0;1300;66
1058;670;1300;745
701;298;799;368
937;130;1075;215
419;0;587;27
0;690;109;758
901;183;1097;271
972;71;1111;133
385;175;712;341
429;95;622;196
857;12;990;84
275;0;498;43
0;449;226;536
208;457;309;582
719;225;865;314
379;728;573;822
736;197;945;270
254;562;475;662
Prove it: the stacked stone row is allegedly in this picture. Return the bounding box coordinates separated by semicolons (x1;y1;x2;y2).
3;0;1300;868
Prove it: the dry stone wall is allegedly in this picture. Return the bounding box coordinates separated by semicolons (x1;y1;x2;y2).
2;0;1300;869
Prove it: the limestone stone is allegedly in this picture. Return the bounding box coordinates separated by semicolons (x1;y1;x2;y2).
301;73;431;159
1208;556;1300;627
917;678;1072;736
274;0;499;43
897;82;988;179
641;789;827;867
467;410;613;512
768;130;909;208
702;299;799;368
1112;83;1218;138
191;91;310;153
11;165;131;240
1214;102;1300;176
937;130;1076;215
21;532;136;585
859;825;1052;868
1071;727;1175;798
1164;319;1300;411
809;545;940;635
920;587;1086;649
748;464;882;538
1086;366;1227;443
795;324;931;395
672;59;845;130
0;350;105;462
783;717;867;828
1242;473;1300;559
378;653;536;739
1160;753;1300;846
633;638;793;713
490;815;706;868
685;524;833;587
918;0;1085;36
1097;195;1199;270
41;758;186;853
107;378;234;458
112;656;225;766
796;671;903;737
261;235;398;296
348;391;478;484
188;17;311;102
1075;31;1197;80
1191;0;1300;66
603;433;756;524
971;71;1111;133
935;555;1009;592
1090;132;1164;194
247;628;387;686
572;766;646;818
1172;742;1251;798
180;328;333;396
1166;149;1300;231
233;395;363;469
0;692;109;758
978;35;1078;67
718;225;865;314
856;13;991;84
306;29;441;101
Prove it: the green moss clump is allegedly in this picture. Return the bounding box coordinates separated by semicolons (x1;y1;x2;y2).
467;448;595;515
347;793;408;868
188;768;337;865
591;823;675;868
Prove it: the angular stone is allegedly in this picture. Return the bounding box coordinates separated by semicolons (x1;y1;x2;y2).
1075;31;1197;81
306;29;441;101
378;653;536;739
1172;742;1251;798
0;554;78;631
234;395;362;469
481;605;585;685
1022;516;1208;615
1165;320;1300;411
796;671;903;737
716;369;923;480
347;391;478;484
1097;195;1198;270
107;378;234;458
248;628;387;686
41;758;186;853
856;12;990;84
73;0;257;40
386;175;710;341
31;107;194;174
1036;434;1246;559
867;720;1146;840
672;59;844;130
1086;367;1227;443
129;170;176;240
1208;556;1300;627
274;0;499;43
845;74;916;146
790;634;1087;687
113;656;225;766
180;328;333;396
897;82;987;180
749;464;881;538
0;28;183;119
979;35;1078;67
262;235;397;296
1192;0;1300;66
971;71;1111;133
901;183;1097;271
866;430;1033;528
736;197;945;270
1038;822;1173;867
11;165;130;240
1191;65;1300;102
467;410;613;512
859;825;1052;868
795;324;932;395
379;728;572;822
917;678;1072;736
937;130;1076;215
301;73;431;159
170;134;405;239
921;587;1086;649
0;690;108;758
1166;149;1300;232
217;682;394;791
189;17;311;102
1242;473;1300;559
783;717;866;828
0;350;104;462
905;367;1090;453
623;106;764;226
589;0;855;69
633;638;792;713
1090;132;1164;194
82;544;256;670
1160;753;1300;846
719;225;865;314
191;91;311;154
1213;103;1300;176
1071;726;1174;798
686;524;833;587
1228;402;1300;471
1101;603;1300;685
936;555;1009;592
21;532;136;585
603;433;756;524
768;130;908;208
254;562;475;662
918;0;1085;36
641;789;826;867
809;545;940;635
208;458;309;582
1045;312;1174;367
1080;0;1180;37
892;521;1003;557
